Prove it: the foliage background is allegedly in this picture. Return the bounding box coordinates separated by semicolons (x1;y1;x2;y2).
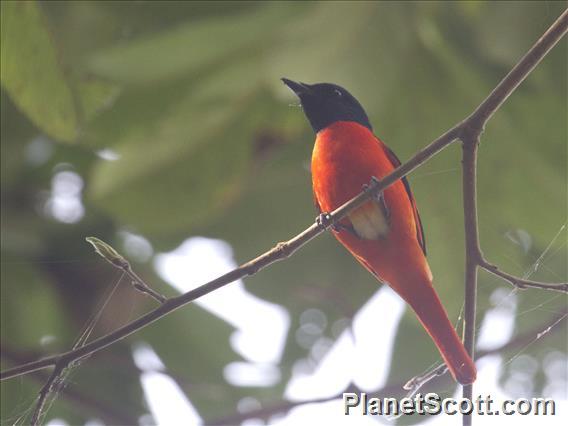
1;1;566;424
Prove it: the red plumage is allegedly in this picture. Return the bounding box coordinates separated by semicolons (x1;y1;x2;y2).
312;121;476;385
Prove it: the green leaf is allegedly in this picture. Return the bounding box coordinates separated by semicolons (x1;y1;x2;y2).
87;3;304;85
0;259;71;350
0;1;77;142
76;77;121;123
88;86;257;243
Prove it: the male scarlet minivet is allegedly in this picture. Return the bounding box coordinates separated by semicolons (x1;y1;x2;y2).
282;78;476;385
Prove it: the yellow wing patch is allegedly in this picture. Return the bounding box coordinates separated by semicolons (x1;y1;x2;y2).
348;200;389;240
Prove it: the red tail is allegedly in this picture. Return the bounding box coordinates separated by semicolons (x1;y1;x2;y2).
402;279;477;385
344;240;477;384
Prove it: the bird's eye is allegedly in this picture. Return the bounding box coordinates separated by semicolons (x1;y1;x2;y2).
334;89;343;97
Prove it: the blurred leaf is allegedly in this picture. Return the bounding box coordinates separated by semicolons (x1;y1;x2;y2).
473;2;561;68
139;290;241;418
0;259;71;350
0;93;37;190
87;3;304;85
0;1;77;142
76;76;121;123
88;88;257;242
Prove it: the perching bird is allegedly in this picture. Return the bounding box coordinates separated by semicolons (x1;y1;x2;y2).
282;78;476;385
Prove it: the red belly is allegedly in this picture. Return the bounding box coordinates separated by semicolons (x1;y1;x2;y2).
311;121;417;243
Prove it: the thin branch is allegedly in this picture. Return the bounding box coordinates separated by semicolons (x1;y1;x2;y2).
460;131;481;426
86;237;167;303
479;260;568;292
28;272;125;425
29;363;65;426
403;363;447;393
1;347;137;425
207;311;567;425
1;8;567;388
456;9;568;426
127;268;167;303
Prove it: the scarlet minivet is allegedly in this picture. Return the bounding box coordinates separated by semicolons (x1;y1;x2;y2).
283;78;476;384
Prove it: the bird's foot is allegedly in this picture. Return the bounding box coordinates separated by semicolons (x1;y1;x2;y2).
316;212;357;235
316;212;332;229
361;176;380;194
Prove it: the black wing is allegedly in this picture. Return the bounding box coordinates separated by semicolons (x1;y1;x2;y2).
383;145;427;256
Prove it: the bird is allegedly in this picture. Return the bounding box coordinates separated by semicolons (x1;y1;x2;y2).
282;78;476;385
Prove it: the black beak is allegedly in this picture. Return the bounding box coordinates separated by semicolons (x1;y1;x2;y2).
281;78;312;96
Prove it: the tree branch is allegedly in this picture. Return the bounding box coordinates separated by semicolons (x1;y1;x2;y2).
1;9;567;391
30;363;65;426
479;260;568;292
460;127;481;426
455;9;568;425
1;347;138;425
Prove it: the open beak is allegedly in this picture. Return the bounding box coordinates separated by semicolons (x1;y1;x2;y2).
281;78;312;96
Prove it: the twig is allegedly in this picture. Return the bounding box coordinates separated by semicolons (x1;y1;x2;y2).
27;271;125;425
127;268;167;303
479;260;568;292
206;311;567;425
403;364;447;393
460;131;481;426
1;9;567;388
1;346;137;425
29;362;65;426
86;237;167;303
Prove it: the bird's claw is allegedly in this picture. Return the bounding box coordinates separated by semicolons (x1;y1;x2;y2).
378;192;390;220
316;212;332;229
362;176;380;192
317;212;355;234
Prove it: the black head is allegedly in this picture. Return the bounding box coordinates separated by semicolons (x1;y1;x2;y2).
282;78;372;133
